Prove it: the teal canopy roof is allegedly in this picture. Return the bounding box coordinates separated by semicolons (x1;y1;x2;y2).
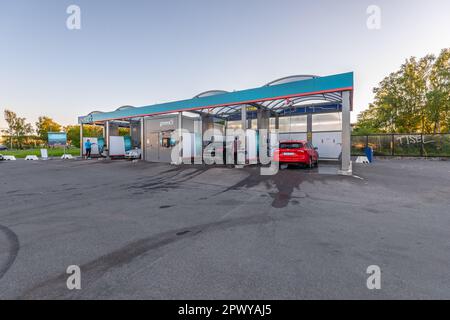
79;72;353;124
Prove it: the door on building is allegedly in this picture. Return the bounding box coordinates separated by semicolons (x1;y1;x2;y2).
145;132;159;162
158;131;175;163
312;132;342;160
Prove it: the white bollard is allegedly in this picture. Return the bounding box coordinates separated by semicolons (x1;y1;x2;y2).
40;149;48;160
356;156;370;164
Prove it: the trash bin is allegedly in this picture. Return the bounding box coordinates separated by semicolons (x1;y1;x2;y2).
364;147;373;163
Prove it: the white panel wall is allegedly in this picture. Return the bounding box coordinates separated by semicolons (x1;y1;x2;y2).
312;132;342;159
109;136;125;156
246;129;257;164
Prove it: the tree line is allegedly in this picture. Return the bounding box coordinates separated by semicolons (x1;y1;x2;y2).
1;110;127;149
354;48;449;134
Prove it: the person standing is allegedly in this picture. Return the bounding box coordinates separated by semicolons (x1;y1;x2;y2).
84;139;92;159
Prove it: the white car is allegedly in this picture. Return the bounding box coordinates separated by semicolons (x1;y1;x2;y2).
125;148;142;159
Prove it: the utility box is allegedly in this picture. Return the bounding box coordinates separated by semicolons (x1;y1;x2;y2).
364;147;374;163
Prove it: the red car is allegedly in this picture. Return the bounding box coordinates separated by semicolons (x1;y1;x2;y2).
275;140;319;168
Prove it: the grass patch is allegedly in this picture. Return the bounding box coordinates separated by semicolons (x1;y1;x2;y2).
0;147;80;158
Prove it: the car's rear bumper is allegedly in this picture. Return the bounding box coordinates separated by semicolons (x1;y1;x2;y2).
280;160;309;164
279;156;309;164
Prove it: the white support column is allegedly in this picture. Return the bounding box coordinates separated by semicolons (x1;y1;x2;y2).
194;116;203;165
257;108;262;130
105;120;110;159
238;106;247;166
140;117;145;161
339;91;352;176
201;114;208;164
177;112;183;165
307;114;313;143
241;105;247;130
80;123;83;157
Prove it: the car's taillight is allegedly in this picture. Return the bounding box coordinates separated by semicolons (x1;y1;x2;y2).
297;150;305;154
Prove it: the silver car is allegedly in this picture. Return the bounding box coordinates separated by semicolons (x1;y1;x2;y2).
125;148;142;159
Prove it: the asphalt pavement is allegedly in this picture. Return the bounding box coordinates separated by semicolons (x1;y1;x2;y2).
0;158;449;299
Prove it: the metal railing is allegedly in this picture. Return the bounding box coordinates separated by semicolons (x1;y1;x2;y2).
352;133;450;157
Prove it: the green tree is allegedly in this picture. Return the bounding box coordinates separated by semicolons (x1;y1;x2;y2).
65;125;103;147
426;49;450;133
65;125;80;147
119;127;130;136
3;110;34;149
355;49;450;134
35;116;62;143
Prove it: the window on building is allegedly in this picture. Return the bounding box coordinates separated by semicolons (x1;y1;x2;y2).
312;113;342;132
270;115;307;133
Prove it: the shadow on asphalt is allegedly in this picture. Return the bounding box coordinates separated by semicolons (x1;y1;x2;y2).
125;162;345;209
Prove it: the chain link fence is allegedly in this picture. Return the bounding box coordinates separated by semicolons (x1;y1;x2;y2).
352;133;450;157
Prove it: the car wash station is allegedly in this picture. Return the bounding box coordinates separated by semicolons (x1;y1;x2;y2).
78;72;354;175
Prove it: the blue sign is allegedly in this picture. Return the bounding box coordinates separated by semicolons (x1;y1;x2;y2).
48;132;67;146
97;137;105;153
124;136;132;151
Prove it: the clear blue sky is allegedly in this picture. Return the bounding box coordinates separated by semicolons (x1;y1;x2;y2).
1;0;449;128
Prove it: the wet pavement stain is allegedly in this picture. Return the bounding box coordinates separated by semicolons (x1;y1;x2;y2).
126;167;208;193
217;167;312;208
127;164;344;209
0;225;20;280
217;165;347;208
19;213;276;299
